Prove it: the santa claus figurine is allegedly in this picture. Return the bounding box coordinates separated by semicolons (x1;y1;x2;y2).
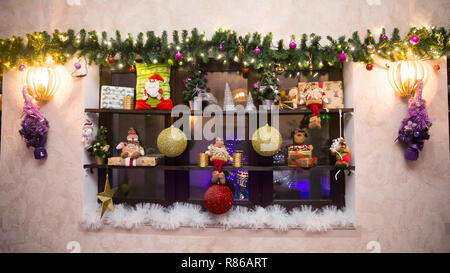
116;128;145;166
205;137;233;184
299;83;329;129
136;74;173;110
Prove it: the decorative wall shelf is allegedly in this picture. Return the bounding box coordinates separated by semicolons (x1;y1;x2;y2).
84;163;355;171
86;62;350;210
85;108;354;115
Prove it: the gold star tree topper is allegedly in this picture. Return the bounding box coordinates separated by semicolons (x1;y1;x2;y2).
96;173;118;219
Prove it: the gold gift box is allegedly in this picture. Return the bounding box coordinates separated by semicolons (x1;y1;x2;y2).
287;150;314;167
107;155;163;166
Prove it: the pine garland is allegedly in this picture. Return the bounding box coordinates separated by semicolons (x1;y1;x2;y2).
0;26;448;74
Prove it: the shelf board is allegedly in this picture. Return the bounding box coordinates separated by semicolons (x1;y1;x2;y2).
84;163;355;171
85;108;354;115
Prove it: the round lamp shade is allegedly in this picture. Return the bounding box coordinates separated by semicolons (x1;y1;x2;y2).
157;126;187;157
388;60;426;97
23;66;60;101
251;124;282;156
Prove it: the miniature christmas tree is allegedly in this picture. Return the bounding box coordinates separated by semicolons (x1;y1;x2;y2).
183;65;210;103
89;126;111;160
253;70;280;103
223;82;236;111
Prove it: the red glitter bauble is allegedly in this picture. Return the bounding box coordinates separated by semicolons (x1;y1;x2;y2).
204;184;234;214
242;67;249;74
129;66;136;72
433;64;440;71
366;63;373;71
107;56;114;64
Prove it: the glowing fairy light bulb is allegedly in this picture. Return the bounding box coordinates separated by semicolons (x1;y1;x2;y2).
152;59;158;64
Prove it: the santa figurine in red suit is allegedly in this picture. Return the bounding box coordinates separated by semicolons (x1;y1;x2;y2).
136;74;173;110
299;83;329;129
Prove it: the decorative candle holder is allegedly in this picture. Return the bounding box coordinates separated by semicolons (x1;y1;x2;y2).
198;153;208;167
123;96;134;110
232;150;244;167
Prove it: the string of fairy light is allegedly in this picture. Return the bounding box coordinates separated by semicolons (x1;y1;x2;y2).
0;26;448;76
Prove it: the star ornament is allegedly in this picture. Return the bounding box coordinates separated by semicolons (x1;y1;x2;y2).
96;174;118;219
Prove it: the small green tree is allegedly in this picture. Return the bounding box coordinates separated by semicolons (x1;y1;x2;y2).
89;126;111;158
253;70;280;103
183;65;210;103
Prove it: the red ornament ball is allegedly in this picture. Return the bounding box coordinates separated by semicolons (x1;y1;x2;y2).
366;63;373;71
433;64;440;71
107;56;114;64
204;184;234;214
129;66;136;72
242;67;249;74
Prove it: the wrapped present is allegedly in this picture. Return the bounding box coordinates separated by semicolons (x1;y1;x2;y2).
287;150;317;168
107;157;123;166
137;155;163;166
298;81;343;109
107;155;163;167
100;85;135;109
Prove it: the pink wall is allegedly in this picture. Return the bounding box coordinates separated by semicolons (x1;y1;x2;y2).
1;0;449;252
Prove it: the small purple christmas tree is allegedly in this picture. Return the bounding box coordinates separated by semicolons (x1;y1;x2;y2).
396;80;432;161
18;86;49;159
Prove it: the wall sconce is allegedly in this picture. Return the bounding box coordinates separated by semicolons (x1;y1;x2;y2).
387;60;426;97
23;66;60;101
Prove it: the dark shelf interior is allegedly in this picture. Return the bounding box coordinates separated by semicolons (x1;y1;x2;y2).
84;163;355;171
89;60;350;210
85;108;354;115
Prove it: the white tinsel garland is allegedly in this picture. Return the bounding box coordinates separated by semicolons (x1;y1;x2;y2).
82;203;354;232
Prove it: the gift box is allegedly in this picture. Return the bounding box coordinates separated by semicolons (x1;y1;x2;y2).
107;155;163;167
298;81;343;109
287;150;317;168
100;85;135;109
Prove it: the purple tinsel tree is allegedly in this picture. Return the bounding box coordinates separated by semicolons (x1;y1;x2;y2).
396;80;432;161
18;86;50;159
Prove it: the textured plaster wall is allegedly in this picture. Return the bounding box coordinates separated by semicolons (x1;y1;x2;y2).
0;0;449;252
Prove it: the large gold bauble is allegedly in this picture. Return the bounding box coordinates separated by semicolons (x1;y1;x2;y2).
157;126;187;157
251;124;282;157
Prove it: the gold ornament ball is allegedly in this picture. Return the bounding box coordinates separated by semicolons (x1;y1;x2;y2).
251;124;282;157
157;126;187;157
274;65;285;75
367;44;376;54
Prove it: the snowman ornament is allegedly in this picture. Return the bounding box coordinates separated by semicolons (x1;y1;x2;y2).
82;119;93;150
